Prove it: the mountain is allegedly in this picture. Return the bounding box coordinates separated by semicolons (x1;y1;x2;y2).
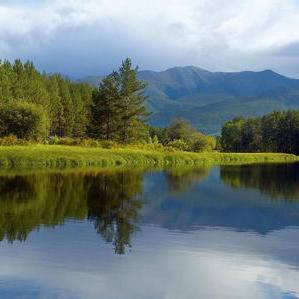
78;66;299;134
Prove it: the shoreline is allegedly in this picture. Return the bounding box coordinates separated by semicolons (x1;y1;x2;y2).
0;145;297;170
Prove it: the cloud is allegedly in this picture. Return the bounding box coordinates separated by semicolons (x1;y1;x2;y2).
0;0;299;77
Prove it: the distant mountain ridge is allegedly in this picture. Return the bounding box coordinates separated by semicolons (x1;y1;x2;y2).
78;66;299;134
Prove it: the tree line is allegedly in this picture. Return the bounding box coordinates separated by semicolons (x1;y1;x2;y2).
0;58;152;143
0;58;148;142
220;110;299;154
0;58;215;151
0;59;93;138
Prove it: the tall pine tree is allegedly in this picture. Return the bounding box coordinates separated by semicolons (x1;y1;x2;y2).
90;58;149;143
90;72;121;140
117;58;149;143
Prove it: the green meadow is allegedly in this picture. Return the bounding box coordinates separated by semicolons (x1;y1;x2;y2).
0;145;297;170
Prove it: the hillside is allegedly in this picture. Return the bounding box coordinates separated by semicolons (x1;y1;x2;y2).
79;67;299;134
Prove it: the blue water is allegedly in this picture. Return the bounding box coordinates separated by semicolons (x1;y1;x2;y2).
0;164;299;298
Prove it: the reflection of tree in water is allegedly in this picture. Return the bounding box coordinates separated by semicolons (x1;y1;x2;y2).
0;174;87;242
0;170;144;254
85;172;144;254
0;176;35;202
220;163;299;201
165;167;210;193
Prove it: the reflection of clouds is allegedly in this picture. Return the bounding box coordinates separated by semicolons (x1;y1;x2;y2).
1;223;299;298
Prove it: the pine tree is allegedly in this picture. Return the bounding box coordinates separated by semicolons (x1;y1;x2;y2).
0;60;13;103
90;58;149;142
70;84;91;137
23;61;49;107
45;75;64;136
117;58;149;143
91;73;121;140
11;59;26;100
57;77;75;136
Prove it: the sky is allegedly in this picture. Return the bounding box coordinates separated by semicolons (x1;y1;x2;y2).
1;0;299;78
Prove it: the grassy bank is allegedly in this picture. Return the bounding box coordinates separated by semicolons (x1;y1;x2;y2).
0;145;298;170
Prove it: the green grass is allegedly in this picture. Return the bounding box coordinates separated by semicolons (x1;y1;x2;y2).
0;145;297;170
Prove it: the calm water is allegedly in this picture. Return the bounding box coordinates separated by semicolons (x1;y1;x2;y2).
1;164;299;298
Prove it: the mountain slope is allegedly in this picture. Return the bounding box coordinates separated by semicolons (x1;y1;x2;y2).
79;66;299;134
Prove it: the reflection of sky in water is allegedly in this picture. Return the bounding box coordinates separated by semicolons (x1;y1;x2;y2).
0;165;299;298
1;224;299;299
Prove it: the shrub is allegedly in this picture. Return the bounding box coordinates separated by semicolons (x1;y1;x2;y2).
140;135;164;151
167;139;189;151
207;136;217;150
47;136;101;147
0;101;49;139
164;146;177;152
0;135;31;146
167;119;197;145
192;138;209;152
78;138;100;147
0;135;18;146
100;140;118;149
56;137;77;146
48;136;60;145
0;135;19;146
192;134;216;152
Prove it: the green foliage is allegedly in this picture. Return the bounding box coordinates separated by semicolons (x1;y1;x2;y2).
90;73;121;140
167;139;189;151
220;110;299;154
79;138;100;147
165;119;216;152
0;102;49;139
148;126;169;145
221;117;244;152
90;58;149;143
0;145;295;170
0;60;93;138
47;136;100;147
192;134;216;152
0;135;18;146
0;58;149;142
0;135;30;146
167;119;197;144
47;135;60;145
240;118;262;152
118;58;150;143
137;136;164;151
100;140;119;149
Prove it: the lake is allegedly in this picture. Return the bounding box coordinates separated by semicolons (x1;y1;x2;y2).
0;163;299;299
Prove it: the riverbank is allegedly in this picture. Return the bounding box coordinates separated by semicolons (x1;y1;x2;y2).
0;145;298;169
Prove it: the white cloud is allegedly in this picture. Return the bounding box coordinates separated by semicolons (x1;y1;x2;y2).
0;0;299;76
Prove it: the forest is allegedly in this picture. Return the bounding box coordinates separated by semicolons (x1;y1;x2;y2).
220;111;299;154
0;58;214;152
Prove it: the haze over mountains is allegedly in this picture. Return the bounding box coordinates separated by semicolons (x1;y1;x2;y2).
79;66;299;134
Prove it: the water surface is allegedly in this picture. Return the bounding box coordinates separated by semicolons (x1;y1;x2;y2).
1;164;299;298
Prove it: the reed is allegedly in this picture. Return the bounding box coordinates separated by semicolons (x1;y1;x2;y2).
0;145;297;170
